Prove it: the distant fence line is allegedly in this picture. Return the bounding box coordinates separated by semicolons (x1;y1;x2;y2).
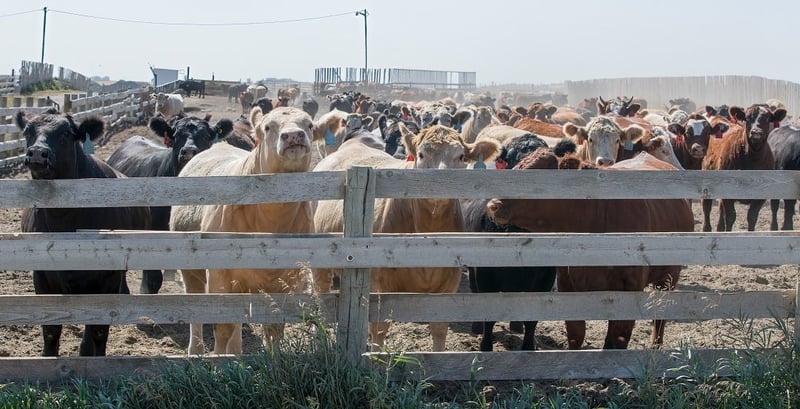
565;75;800;114
17;60;91;92
314;67;476;94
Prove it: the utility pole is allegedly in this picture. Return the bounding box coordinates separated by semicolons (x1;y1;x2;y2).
40;7;47;63
355;9;368;84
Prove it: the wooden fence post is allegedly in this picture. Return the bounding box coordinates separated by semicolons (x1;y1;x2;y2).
337;166;375;364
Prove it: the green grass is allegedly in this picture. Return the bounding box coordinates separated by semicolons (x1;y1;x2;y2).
0;310;797;408
19;79;72;95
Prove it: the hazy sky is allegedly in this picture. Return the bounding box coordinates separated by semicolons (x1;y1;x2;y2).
2;1;798;86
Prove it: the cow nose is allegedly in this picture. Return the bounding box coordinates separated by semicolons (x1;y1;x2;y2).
281;130;306;145
179;146;198;162
690;144;705;156
596;157;614;166
25;146;50;165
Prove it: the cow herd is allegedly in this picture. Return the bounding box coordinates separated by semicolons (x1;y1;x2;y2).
10;88;799;358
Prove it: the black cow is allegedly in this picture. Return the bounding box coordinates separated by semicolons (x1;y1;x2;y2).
106;113;233;294
302;98;320;120
179;79;205;98
252;97;274;116
769;125;800;230
227;83;248;103
461;198;556;352
17;109;151;356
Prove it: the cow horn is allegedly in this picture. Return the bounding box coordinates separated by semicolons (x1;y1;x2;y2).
625;96;634;105
599;96;606;105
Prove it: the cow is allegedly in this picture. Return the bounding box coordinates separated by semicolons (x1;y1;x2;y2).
252;97;274;116
239;90;255;114
227;83;248;103
247;84;268;99
667;98;697;116
597;96;641;117
768;124;800;230
302;97;320;119
169;106;316;355
179;79;205;98
563;116;646;166
16;109;151;356
273;95;290;108
154;92;184;118
666;114;729;170
513;116;566;139
106;113;233;294
328;92;357;113
312;108;348;157
486;150;694;350
453;105;500;143
312;124;502;352
225;115;257;151
277;86;299;105
702;105;786;231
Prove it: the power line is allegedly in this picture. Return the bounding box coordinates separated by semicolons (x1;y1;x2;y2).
0;9;41;19
47;8;361;27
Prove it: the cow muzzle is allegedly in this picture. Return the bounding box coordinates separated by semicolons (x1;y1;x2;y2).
690;144;706;159
278;129;310;158
179;146;199;165
25;146;55;178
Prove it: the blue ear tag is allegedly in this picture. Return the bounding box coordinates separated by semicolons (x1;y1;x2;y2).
83;132;95;154
454;121;462;132
473;153;486;169
624;139;633;151
324;128;336;146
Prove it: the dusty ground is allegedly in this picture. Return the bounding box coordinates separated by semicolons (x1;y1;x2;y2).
0;93;796;360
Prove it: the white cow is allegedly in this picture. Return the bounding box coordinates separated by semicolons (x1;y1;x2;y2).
154;92;184;118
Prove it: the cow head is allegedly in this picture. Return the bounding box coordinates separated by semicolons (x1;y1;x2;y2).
730;104;787;150
344;113;373;136
399;123;501;169
384;117;419;159
16;109;104;179
252;97;274;115
645;127;684;169
598;96;640;117
253;106;315;172
668;115;728;160
563;116;645;166
149;113;234;169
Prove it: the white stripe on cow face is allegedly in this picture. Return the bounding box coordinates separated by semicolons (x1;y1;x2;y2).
689;120;705;136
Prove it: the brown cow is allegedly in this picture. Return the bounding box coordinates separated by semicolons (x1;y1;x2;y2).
513;116;566;139
666;114;728;170
701;104;786;231
169;106;315;355
486;150;694;349
312;124;501;351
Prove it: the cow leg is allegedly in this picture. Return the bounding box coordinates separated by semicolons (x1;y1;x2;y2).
746;199;765;231
260;323;285;350
139;269;163;294
702;199;714;232
467;268;483;335
603;320;635;349
119;276;131;294
770;199;781;231
429;322;449;352
213;323;243;355
564;320;586;350
783;199;797;230
81;324;110;356
369;321;391;352
520;321;538;351
181;268;208;355
718;199;736;231
479;321;496;351
40;325;62;356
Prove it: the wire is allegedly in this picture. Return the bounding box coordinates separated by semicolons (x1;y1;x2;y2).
47;8;361;27
0;9;41;19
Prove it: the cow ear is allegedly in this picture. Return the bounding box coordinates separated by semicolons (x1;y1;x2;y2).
14;111;28;131
77;116;105;142
363;116;374;128
596;100;607;115
704;105;717;117
622;125;646;145
149;115;173;139
213;118;234;139
626;103;641;116
668;123;685;136
729;106;746;122
772;108;787;123
204;113;213;122
545;105;558;116
562;123;586;143
712;122;729;136
452;109;472;125
398;122;418;159
466;138;502;163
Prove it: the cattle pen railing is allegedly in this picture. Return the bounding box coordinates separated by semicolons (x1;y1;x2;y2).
0;168;798;383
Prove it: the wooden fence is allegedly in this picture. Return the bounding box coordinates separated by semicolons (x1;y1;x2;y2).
0;76;15;96
0;168;798;383
565;75;800;115
0;87;152;166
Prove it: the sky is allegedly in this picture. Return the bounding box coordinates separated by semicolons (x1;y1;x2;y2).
2;1;799;86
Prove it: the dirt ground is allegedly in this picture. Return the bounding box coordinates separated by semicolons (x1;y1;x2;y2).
0;93;796;359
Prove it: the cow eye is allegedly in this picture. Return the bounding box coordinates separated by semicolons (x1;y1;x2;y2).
418;152;425;160
459;154;465;161
264;126;270;132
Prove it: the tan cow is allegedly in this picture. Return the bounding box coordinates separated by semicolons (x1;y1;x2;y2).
563;116;646;166
312;108;349;157
312;124;501;351
169;106;315;355
453;105;500;143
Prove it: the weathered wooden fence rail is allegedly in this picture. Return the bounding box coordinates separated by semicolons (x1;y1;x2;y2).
0;169;797;383
0;87;152;166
